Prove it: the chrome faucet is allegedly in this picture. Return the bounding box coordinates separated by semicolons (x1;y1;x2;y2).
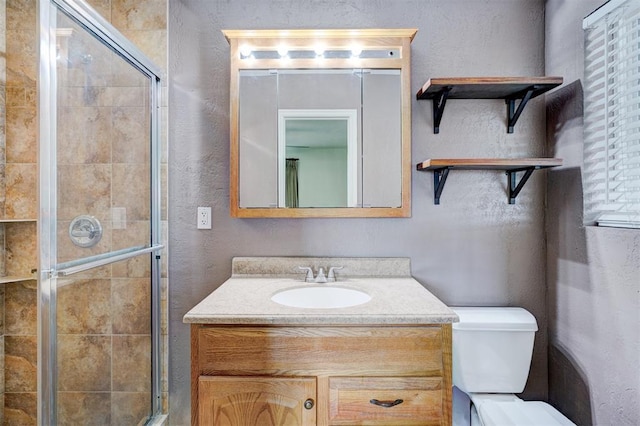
298;266;343;283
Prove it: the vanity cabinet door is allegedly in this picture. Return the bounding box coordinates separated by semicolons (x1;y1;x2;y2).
198;376;316;426
328;377;444;425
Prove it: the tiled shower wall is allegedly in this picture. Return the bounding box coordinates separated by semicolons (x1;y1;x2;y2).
1;2;5;421
2;0;168;424
4;0;39;424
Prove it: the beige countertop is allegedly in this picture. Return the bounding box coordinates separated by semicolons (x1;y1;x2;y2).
183;276;458;325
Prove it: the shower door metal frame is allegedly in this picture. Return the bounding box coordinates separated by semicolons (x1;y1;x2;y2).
38;0;164;424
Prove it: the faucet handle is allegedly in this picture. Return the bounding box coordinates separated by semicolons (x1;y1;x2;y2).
327;266;343;282
297;266;314;282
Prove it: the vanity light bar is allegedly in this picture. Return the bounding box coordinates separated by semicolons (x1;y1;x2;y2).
240;48;401;60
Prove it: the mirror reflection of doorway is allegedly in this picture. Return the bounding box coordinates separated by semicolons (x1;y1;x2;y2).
278;110;358;208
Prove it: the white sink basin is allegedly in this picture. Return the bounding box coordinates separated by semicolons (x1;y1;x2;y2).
271;286;371;309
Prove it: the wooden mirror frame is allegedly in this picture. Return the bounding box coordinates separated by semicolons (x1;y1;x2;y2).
224;29;416;218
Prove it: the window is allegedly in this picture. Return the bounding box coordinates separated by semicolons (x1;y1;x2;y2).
583;0;640;228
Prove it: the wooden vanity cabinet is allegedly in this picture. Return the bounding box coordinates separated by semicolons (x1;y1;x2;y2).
191;324;452;425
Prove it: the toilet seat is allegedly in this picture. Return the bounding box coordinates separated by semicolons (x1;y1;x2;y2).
474;398;576;426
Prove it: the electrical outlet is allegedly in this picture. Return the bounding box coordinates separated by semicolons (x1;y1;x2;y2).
197;207;212;229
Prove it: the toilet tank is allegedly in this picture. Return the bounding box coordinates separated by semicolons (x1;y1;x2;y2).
451;307;538;394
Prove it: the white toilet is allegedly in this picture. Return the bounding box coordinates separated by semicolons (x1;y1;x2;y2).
451;307;576;426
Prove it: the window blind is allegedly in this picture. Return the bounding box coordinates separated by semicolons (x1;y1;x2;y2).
583;0;640;228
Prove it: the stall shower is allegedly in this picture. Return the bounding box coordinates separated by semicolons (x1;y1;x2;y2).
1;0;167;424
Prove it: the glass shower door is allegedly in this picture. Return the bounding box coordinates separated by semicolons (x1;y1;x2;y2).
39;0;163;424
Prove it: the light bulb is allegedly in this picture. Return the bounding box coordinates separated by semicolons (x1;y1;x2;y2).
239;45;252;58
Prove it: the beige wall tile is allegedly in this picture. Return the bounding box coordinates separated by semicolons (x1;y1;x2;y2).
0;286;5;333
112;278;150;335
0;165;5;220
57;335;111;391
112;107;150;165
120;29;166;76
161;165;167;220
4;391;36;425
111;218;149;247
111;392;151;425
4;335;36;392
4;281;36;335
5;222;37;276
0;225;5;277
4;164;37;219
108;55;149;87
24;85;36;108
112;164;150;220
159;222;168;278
57;392;111;426
112;0;166;31
5;106;36;163
0;336;5;394
57;164;111;220
110;86;147;107
111;251;151;280
112;335;150;392
57;279;112;335
58;265;113;281
6;0;36;31
161;391;168;414
57;106;113;165
6;29;36;87
1;84;34;113
58;86;109;108
6;87;25;107
57;62;110;91
85;0;112;21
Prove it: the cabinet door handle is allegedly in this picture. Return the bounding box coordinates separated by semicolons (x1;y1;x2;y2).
370;398;404;408
303;398;314;410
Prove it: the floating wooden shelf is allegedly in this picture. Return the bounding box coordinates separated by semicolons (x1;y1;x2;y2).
416;158;562;204
416;77;563;133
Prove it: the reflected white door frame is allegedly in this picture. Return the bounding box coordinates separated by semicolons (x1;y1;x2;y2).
277;109;358;208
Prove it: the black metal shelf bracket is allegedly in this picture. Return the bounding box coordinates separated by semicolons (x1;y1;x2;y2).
507;167;536;204
432;87;451;134
419;163;552;205
505;85;539;133
433;167;450;205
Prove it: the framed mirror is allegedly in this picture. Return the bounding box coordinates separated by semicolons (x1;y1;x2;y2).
224;29;416;218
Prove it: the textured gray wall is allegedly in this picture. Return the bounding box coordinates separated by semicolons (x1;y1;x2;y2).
545;1;640;424
168;1;547;424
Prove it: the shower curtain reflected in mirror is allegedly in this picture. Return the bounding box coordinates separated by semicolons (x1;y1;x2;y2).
285;158;299;208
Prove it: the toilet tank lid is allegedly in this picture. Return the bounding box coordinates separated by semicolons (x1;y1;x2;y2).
450;307;538;331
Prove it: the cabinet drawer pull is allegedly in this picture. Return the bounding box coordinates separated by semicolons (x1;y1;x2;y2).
369;398;404;408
